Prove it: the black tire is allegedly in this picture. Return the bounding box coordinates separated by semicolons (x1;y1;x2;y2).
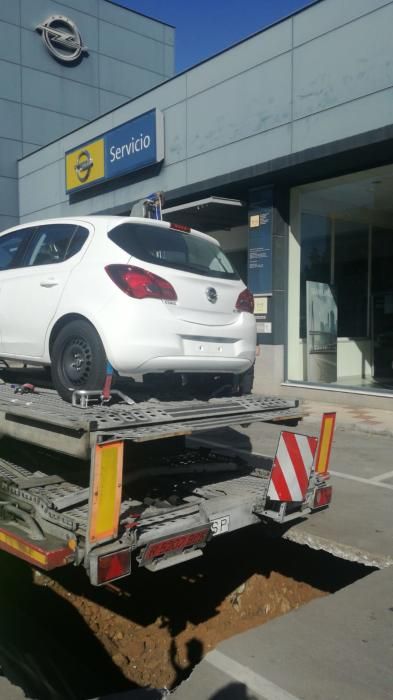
51;320;107;402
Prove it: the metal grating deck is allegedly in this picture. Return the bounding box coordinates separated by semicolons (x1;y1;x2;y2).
0;384;301;439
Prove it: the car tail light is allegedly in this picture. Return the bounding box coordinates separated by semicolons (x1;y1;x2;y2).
105;265;177;301
236;288;254;313
96;548;131;585
170;223;191;232
313;485;332;509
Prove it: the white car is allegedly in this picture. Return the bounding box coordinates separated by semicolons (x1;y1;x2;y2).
0;216;256;401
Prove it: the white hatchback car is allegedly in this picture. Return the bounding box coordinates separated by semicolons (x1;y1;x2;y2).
0;216;256;401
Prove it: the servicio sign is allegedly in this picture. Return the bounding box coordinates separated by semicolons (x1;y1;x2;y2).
65;109;164;194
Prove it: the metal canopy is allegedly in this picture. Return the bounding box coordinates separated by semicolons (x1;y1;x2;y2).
162;196;247;232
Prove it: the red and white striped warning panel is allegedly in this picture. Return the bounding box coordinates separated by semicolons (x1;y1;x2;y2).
268;432;318;502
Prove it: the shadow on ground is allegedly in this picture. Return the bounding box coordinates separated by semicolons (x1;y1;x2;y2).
0;553;134;700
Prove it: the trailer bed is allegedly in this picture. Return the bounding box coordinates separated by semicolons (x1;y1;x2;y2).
0;384;302;458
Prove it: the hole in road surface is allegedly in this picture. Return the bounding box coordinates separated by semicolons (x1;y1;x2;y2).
0;529;376;699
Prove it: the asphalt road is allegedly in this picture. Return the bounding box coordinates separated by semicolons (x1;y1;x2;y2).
192;417;393;568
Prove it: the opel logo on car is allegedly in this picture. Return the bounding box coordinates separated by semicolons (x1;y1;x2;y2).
75;150;94;182
206;287;218;304
36;15;88;64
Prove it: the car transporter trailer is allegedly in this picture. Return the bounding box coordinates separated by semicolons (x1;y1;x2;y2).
0;384;335;586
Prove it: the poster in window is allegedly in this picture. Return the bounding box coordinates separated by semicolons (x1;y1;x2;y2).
306;281;337;383
247;192;272;295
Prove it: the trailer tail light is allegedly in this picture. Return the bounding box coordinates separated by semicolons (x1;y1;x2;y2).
236;288;254;314
142;527;210;563
313;485;332;510
105;265;177;301
96;548;131;585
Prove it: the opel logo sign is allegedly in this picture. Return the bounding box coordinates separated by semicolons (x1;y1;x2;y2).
36;15;88;64
206;287;218;304
75;150;94;182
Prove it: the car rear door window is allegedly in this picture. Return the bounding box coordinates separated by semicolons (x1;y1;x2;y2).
25;224;89;266
108;223;239;280
0;228;35;270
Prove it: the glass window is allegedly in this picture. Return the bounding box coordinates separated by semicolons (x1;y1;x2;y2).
288;165;393;392
300;213;331;338
372;228;393;294
334;222;368;338
108;223;240;280
0;228;34;270
226;250;248;283
25;224;88;266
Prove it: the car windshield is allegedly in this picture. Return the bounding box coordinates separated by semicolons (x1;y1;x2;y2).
108;223;240;280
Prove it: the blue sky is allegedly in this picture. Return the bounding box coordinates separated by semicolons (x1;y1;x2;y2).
110;0;317;72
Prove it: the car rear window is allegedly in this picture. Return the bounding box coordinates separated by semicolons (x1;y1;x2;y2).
108;223;240;280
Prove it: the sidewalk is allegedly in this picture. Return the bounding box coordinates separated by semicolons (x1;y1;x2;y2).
301;398;393;436
170;565;393;700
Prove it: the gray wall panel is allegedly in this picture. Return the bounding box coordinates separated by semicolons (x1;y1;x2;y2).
164;25;175;46
18;0;393;230
187;52;292;157
22;104;85;145
186;19;292;97
293;4;393;119
163;102;187;165
19;142;62;177
99;1;165;42
22;143;40;157
0;1;20;26
21;28;100;87
0;177;19;217
98;21;165;74
19;161;64;217
187;125;292;184
0;139;22;178
57;0;98;16
60;113;114;151
292;87;393;152
163;45;174;77
21;0;99;52
0;60;21;103
0;216;19;232
99;90;128;114
2;0;174;226
98;55;161;98
0;99;21;140
293;0;392;46
101;73;187;130
22;67;100;120
0;21;21;63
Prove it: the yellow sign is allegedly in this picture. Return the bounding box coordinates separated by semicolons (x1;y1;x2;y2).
89;441;124;544
249;214;260;228
66;138;105;192
254;296;268;315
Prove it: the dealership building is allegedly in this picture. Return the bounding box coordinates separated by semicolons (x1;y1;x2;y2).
3;0;393;406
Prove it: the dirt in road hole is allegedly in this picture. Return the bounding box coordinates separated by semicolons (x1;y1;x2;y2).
0;531;373;700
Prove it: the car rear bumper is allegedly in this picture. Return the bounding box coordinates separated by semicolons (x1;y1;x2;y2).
97;299;257;375
120;355;253;374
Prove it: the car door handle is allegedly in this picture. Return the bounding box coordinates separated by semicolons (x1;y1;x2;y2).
40;278;59;288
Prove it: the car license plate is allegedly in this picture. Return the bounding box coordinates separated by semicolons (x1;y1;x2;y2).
211;515;230;536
